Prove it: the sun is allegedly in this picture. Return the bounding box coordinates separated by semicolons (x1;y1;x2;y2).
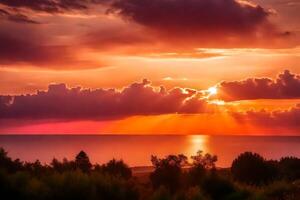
208;86;217;96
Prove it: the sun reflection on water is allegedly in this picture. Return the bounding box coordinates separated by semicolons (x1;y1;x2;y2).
187;135;209;157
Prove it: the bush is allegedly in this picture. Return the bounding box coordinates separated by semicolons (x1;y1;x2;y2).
279;157;300;181
101;159;132;180
201;172;237;200
151;186;172;200
262;181;300;200
187;165;206;186
185;187;207;200
231;152;278;185
150;155;187;192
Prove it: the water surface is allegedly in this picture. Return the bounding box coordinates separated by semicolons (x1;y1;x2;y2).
0;135;299;167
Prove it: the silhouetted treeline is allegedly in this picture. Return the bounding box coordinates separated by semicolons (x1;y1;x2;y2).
0;148;300;200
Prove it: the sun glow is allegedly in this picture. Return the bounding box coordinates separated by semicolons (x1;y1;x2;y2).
208;86;217;96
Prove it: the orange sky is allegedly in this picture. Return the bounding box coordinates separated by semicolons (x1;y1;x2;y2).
0;0;299;134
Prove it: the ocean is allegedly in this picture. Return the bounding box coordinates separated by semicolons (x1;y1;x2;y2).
0;135;299;167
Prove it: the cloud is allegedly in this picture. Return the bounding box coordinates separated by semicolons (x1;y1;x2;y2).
0;0;107;24
0;31;66;65
0;26;106;69
0;79;210;119
0;8;40;24
109;0;269;33
83;24;224;59
216;70;300;101
231;104;300;129
0;0;295;69
106;0;290;48
0;0;91;13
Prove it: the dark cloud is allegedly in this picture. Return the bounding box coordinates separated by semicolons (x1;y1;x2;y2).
0;0;91;13
216;70;300;101
0;79;209;119
0;27;105;69
0;31;66;65
0;0;107;24
0;8;40;24
107;0;276;45
231;104;300;129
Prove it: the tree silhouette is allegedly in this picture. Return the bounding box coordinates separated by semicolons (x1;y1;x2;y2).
191;150;217;169
51;158;76;173
75;151;92;173
0;147;23;173
279;157;300;180
150;154;187;192
188;151;218;186
231;152;278;185
102;159;132;179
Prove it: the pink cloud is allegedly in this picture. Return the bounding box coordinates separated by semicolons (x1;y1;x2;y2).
216;70;300;101
0;79;209;119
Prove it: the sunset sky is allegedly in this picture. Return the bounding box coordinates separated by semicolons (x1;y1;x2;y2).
0;0;299;134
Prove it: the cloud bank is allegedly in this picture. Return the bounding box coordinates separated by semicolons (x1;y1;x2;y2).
0;79;209;119
231;104;300;129
216;70;300;101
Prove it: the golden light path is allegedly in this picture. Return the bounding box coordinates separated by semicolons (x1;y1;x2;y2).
187;135;209;159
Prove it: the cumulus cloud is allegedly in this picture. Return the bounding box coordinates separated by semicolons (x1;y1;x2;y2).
216;70;300;101
231;104;300;129
0;79;210;119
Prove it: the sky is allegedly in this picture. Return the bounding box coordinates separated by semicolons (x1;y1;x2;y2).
0;0;299;134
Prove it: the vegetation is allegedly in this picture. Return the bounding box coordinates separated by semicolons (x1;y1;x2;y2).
0;147;300;200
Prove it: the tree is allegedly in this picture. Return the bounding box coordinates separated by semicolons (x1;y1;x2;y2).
51;158;76;173
75;151;92;173
191;150;217;169
150;154;187;192
102;159;132;179
279;157;300;180
0;147;23;172
188;151;218;186
231;152;278;185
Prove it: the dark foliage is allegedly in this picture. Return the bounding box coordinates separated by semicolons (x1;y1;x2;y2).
188;151;218;186
231;152;278;185
101;159;132;180
150;154;187;192
1;147;300;200
0;147;23;173
279;157;300;181
201;172;238;200
51;158;76;173
0;148;138;200
75;151;92;173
